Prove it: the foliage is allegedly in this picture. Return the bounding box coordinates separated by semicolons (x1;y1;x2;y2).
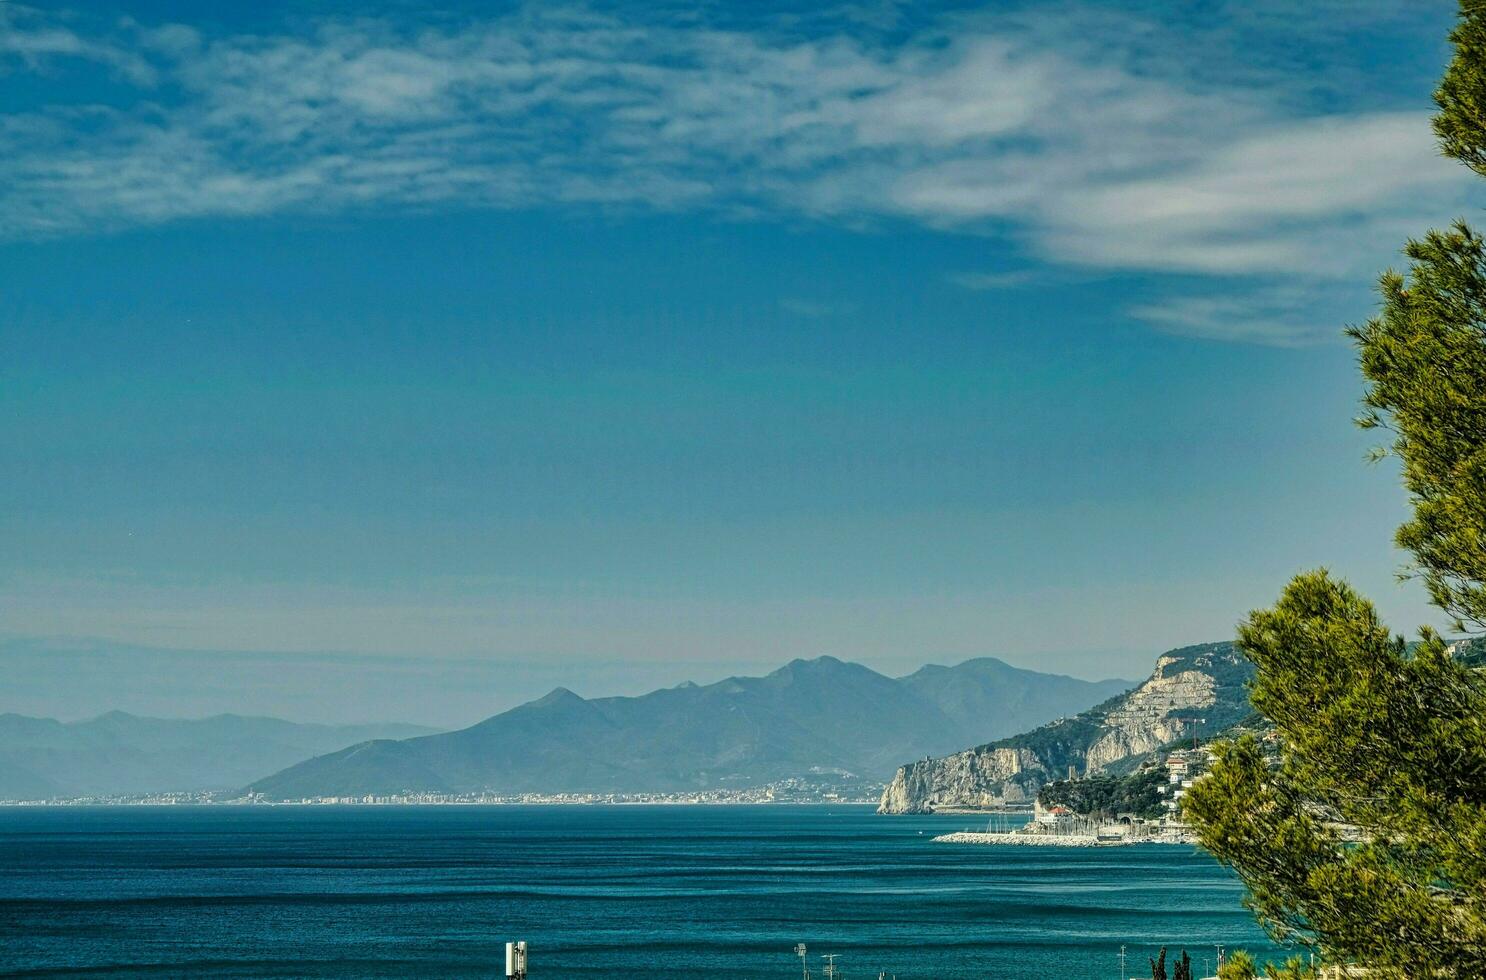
983;712;1106;761
1183;4;1486;976
1350;222;1486;632
1038;766;1167;818
1217;950;1258;980
1185;576;1486;974
1216;950;1320;980
1435;0;1486;177
1173;950;1192;980
1151;946;1167;980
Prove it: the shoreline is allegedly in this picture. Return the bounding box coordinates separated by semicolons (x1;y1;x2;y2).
0;798;887;809
933;830;1199;847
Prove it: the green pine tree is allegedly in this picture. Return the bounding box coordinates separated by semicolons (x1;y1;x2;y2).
1217;951;1318;980
1183;3;1486;977
1216;951;1258;980
1151;947;1168;980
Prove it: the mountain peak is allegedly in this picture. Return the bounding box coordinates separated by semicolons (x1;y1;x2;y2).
910;656;1014;676
530;687;585;708
91;710;139;723
778;654;848;672
955;656;1015;671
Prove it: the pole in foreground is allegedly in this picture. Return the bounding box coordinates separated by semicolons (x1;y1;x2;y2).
505;941;528;979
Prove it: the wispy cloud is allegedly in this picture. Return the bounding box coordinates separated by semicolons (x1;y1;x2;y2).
946;269;1043;291
0;2;1472;343
0;13;158;84
1131;286;1345;347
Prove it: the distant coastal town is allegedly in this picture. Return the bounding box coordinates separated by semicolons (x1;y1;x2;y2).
0;777;887;808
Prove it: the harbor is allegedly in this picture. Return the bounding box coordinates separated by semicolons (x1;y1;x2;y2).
932;797;1199;847
932;829;1191;847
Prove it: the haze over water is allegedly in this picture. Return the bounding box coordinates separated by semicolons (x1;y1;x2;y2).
0;806;1277;977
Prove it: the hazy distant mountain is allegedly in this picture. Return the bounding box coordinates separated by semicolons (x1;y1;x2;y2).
896;657;1137;737
0;712;439;800
247;656;1133;798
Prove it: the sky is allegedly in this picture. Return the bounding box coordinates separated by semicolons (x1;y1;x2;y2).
1;0;1477;726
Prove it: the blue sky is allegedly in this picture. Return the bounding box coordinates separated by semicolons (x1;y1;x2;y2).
1;0;1475;724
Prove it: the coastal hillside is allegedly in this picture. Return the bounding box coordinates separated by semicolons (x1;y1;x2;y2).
878;642;1253;813
1450;636;1486;668
0;712;439;800
247;656;1132;798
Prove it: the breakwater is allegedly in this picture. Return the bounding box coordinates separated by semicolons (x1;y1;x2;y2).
933;830;1199;847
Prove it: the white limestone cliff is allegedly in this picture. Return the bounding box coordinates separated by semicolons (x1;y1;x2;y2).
879;644;1246;814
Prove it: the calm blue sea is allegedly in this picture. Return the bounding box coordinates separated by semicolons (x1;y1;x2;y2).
0;805;1278;978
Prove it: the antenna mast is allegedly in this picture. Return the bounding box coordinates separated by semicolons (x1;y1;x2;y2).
1174;716;1206;750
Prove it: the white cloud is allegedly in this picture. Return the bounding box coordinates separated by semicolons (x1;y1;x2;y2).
0;3;1474;343
1041;113;1460;276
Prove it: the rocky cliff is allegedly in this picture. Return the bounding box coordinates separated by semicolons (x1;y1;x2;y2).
878;642;1253;813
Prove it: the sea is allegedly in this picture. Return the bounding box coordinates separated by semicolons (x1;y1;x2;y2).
0;805;1280;978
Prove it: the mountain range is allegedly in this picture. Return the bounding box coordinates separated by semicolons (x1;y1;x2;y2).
878;642;1255;813
0;712;438;800
246;656;1133;798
